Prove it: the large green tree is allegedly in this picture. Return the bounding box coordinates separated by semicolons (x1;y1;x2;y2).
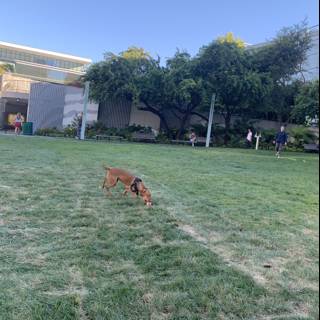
85;48;172;134
163;52;206;139
86;48;207;138
196;40;271;143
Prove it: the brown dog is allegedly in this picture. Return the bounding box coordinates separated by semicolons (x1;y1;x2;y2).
102;167;153;207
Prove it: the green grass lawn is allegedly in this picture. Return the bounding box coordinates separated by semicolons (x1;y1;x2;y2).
0;136;318;320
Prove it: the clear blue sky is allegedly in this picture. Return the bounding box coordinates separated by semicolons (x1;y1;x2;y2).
1;0;318;63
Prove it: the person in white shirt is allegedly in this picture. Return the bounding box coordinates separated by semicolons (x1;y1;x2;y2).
14;113;24;135
245;128;253;148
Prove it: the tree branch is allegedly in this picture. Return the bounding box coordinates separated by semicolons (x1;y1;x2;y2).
190;111;208;122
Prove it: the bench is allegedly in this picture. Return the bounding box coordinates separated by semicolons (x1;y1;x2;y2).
95;135;124;142
303;144;319;152
131;132;156;143
171;137;212;146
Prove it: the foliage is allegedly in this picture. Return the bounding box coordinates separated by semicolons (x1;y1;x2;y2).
258;129;277;149
252;22;312;122
288;127;318;150
34;128;65;137
196;40;272;143
85;49;172;134
119;46;153;60
217;32;246;48
291;80;319;125
85;22;314;141
164;51;207;138
0;63;14;74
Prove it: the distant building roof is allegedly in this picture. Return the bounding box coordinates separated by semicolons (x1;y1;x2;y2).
0;41;91;64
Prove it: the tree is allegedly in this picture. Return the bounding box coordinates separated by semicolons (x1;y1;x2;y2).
85;48;172;134
196;39;272;144
252;22;312;122
163;51;206;139
291;80;319;125
0;63;14;75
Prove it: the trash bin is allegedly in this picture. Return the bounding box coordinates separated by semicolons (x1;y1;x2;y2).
22;122;33;135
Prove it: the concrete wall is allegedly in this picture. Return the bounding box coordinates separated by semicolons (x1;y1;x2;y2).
63;86;98;127
28;83;65;132
97;99;161;131
98;98;131;128
129;103;160;131
28;82;98;133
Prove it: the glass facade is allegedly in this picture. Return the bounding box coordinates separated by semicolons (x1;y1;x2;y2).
15;62;82;83
0;42;91;84
0;47;86;72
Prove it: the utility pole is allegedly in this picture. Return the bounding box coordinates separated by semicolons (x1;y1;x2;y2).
80;81;90;141
206;93;216;148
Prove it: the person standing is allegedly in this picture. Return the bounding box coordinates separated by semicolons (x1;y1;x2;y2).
245;129;253;148
14;113;24;135
76;112;83;139
189;131;197;147
274;126;288;158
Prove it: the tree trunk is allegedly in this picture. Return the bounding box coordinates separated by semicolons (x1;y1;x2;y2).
224;113;231;145
176;112;190;139
277;113;283;124
140;100;171;137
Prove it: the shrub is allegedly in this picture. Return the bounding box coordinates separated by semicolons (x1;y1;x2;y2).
35;128;64;137
288;127;318;150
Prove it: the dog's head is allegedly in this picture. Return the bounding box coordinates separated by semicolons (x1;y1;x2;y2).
139;186;153;207
141;189;153;207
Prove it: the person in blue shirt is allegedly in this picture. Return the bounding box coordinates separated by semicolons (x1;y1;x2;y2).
274;126;288;158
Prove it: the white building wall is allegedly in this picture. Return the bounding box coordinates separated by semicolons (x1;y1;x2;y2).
63;86;98;127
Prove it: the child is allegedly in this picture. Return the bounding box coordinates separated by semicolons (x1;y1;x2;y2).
274;126;288;158
190;131;197;147
14;113;24;135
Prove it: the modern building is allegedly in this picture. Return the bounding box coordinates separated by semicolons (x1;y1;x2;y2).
302;25;319;81
0;41;96;130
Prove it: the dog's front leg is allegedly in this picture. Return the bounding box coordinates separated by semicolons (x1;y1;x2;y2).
123;187;129;196
102;178;106;189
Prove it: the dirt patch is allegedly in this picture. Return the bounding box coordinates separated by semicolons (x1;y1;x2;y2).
259;312;310;320
178;223;268;287
142;292;154;304
178;224;207;243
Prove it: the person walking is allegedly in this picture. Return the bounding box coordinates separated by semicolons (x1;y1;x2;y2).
274;126;288;158
245;128;253;148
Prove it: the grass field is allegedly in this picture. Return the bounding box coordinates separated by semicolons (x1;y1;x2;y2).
0;135;318;320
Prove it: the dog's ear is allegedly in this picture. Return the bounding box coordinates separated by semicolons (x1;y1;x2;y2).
103;165;110;171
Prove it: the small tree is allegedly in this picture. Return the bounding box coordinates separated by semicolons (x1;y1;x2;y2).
0;63;14;75
291;80;319;126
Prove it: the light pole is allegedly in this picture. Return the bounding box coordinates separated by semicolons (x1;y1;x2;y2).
80;81;90;141
206;93;216;148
